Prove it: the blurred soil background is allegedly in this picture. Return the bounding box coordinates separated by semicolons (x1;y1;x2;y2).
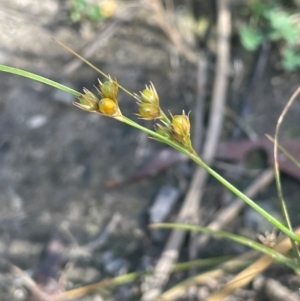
0;0;300;300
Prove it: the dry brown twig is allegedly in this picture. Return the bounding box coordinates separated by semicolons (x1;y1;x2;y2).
141;1;231;300
188;0;231;262
156;250;258;301
144;0;199;64
206;227;300;301
1;260;53;301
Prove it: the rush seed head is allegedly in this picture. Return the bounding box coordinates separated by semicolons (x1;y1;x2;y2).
137;103;161;120
140;82;159;105
171;112;190;137
75;88;99;111
99;78;119;101
155;124;172;139
99;98;119;116
170;111;192;146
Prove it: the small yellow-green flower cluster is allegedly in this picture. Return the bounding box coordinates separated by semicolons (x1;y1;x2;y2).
156;111;192;150
135;82;193;150
74;77;122;118
75;78;194;152
136;82;162;120
170;111;191;146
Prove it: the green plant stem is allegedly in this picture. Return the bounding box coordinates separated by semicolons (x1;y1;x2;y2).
1;64;299;245
160;110;171;124
121;116;191;153
0;65;81;97
53;39;138;99
273;87;300;266
266;134;300;168
266;133;300;261
151;223;300;272
189;153;300;243
157;252;257;301
121;116;300;243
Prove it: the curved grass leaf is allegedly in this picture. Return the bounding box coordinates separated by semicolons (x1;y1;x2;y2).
151;223;299;272
0;65;81;97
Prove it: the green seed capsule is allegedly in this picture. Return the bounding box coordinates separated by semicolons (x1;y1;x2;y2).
138;103;161;120
141;88;158;104
172;113;190;136
140;82;159;105
101;79;119;100
76;89;99;111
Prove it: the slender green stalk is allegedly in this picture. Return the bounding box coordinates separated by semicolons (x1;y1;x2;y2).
121;116;196;155
189;153;300;243
53;256;239;300
151;223;299;272
53;39;137;99
1;64;299;245
160;110;171;124
171;255;235;272
157;252;257;301
273;87;300;265
267;133;300;261
121;116;300;244
266;134;300;168
0;65;81;97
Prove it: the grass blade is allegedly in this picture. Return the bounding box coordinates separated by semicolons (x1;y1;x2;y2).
0;65;81;97
151;223;299;272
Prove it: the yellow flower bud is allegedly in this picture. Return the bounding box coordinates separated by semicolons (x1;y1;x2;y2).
100;79;119;101
138;103;161;120
172;114;190;136
171;111;191;145
99;98;118;116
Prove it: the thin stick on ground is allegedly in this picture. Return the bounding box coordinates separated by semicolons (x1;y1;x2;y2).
156;251;258;301
189;0;231;262
145;0;199;64
1;260;53;301
188;52;208;268
141;1;231;299
193;59;208;157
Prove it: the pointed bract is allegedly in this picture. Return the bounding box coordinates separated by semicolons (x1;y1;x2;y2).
140;82;159;105
75;88;99;111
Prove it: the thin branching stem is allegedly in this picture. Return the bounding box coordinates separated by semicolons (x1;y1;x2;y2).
1;61;300;260
53;38;137;99
273;87;300;264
